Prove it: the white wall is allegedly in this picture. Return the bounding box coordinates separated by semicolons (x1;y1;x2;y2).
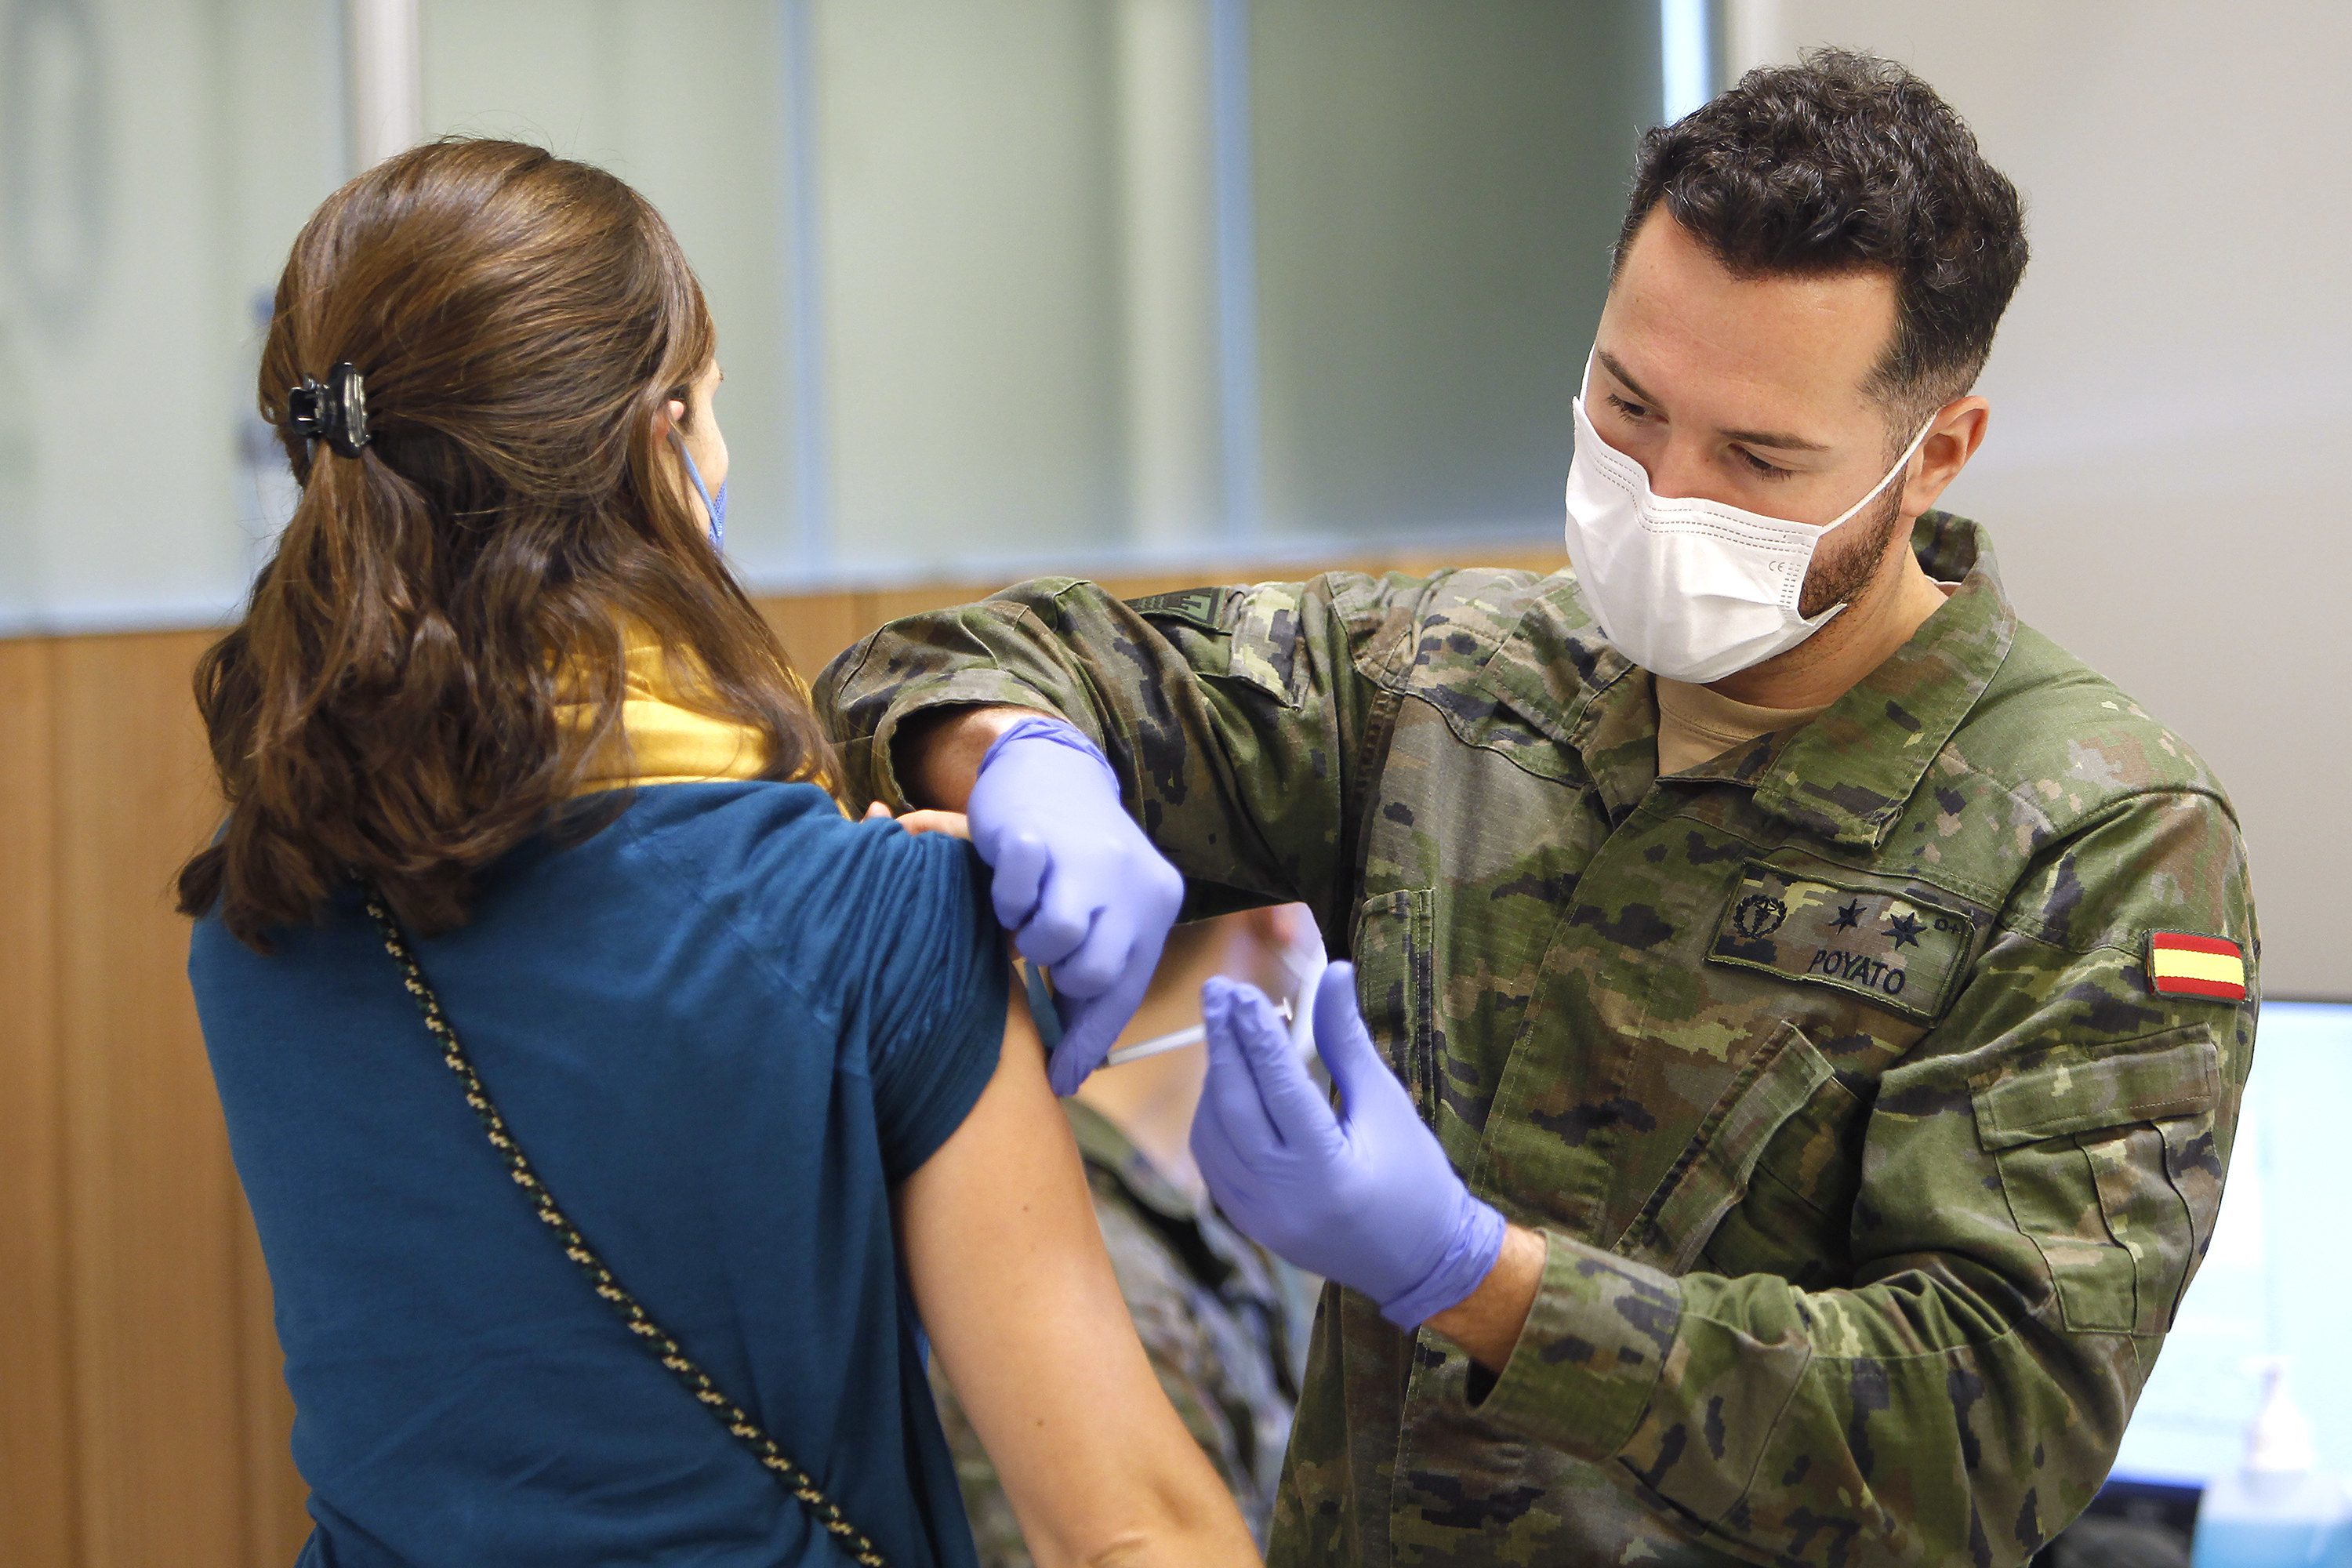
1728;1;2352;996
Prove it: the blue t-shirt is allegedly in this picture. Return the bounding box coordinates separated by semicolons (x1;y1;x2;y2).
191;783;1008;1567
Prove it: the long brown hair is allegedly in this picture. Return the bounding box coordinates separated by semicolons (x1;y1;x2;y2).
180;139;833;949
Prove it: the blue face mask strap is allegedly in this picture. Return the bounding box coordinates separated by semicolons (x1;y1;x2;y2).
669;430;726;550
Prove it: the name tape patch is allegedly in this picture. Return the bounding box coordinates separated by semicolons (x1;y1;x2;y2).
1707;863;1976;1023
2145;931;2249;1002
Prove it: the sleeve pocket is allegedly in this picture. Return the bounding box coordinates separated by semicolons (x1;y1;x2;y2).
1215;584;1308;709
1973;1023;2223;1335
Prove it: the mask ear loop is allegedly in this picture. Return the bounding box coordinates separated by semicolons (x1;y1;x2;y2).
668;428;724;549
1787;412;1945;630
1823;409;1944;532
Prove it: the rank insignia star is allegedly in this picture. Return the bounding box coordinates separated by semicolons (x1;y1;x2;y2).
1831;900;1864;931
1883;913;1926;949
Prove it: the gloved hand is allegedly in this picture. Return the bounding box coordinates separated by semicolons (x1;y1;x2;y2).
964;715;1184;1095
1192;963;1505;1328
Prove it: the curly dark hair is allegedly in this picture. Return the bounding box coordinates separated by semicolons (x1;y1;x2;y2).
1616;48;2028;423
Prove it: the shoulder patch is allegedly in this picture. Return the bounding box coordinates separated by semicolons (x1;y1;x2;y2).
2145;932;2249;1002
1124;587;1228;633
1707;862;1978;1023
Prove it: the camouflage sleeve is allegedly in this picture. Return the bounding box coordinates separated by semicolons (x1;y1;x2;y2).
925;1162;1294;1556
1473;786;2256;1566
1091;1191;1287;1541
927;1356;1033;1568
816;575;1414;934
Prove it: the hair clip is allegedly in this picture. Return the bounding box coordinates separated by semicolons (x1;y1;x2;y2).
286;361;371;458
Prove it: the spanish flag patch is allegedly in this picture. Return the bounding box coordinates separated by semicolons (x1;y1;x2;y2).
2145;932;2249;1002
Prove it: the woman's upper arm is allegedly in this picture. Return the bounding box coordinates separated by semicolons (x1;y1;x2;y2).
896;982;1256;1568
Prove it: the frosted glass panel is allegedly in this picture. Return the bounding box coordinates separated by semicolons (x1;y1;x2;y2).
0;0;344;633
815;0;1127;575
416;0;1650;582
1250;0;1657;543
1;0;1661;628
415;0;806;584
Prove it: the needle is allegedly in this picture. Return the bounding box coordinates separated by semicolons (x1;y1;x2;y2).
1102;998;1292;1067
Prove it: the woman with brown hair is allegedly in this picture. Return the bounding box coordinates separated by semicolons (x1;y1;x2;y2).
180;140;1255;1568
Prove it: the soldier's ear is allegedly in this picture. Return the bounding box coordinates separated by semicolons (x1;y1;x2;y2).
1901;397;1989;517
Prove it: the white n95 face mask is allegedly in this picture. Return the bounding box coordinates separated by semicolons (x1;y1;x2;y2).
1563;373;1934;684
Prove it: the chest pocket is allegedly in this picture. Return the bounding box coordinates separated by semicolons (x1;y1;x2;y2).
1973;1023;2223;1335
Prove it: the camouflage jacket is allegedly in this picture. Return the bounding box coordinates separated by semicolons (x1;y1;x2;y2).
819;515;2258;1568
927;1101;1312;1562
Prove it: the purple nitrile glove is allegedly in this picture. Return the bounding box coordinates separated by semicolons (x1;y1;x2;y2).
1192;963;1505;1329
964;715;1184;1095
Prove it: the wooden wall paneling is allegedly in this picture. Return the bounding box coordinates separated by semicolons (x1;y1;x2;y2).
804;543;1567;674
855;583;1006;638
0;639;77;1568
843;565;1308;646
1377;543;1564;581
753;591;865;684
49;630;292;1568
1089;569;1248;602
235;1209;310;1564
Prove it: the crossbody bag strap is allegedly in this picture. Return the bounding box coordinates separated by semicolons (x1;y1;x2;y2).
364;892;887;1567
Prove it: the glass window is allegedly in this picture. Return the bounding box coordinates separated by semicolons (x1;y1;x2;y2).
0;0;344;632
2109;1001;2352;1483
0;0;1672;629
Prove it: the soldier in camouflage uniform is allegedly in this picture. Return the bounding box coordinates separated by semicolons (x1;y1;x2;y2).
928;922;1318;1561
818;53;2254;1568
930;1095;1312;1560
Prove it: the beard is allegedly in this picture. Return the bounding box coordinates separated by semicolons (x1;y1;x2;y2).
1797;481;1907;620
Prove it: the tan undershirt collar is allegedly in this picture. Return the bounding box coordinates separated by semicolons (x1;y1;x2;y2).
1655;678;1828;775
